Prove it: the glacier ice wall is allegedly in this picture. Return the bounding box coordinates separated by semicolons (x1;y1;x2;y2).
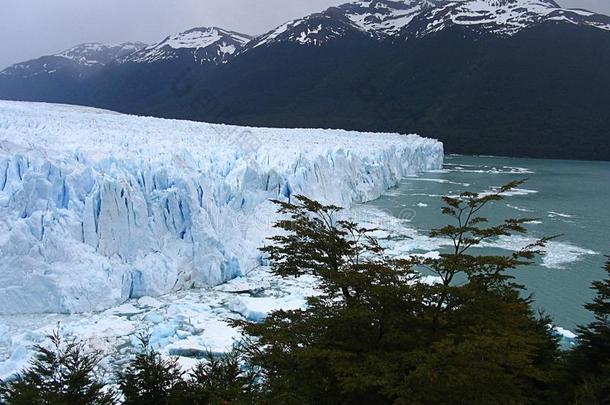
0;101;443;314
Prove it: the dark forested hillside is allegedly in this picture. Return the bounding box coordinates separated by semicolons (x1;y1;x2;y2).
145;23;610;160
2;23;610;160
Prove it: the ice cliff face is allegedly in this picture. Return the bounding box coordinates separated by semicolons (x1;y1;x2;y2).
0;101;443;314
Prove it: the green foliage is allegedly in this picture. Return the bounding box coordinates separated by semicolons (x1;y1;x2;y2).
581;259;610;352
261;196;390;301
0;331;115;405
117;336;260;405
1;334;260;405
237;185;560;404
117;335;184;405
390;288;559;405
8;185;610;404
423;179;552;288
562;259;610;404
178;351;261;404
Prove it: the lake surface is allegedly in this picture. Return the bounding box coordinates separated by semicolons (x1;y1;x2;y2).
367;155;610;331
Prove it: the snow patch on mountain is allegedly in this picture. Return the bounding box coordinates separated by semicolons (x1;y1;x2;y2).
250;14;362;48
341;0;441;35
0;101;443;315
57;42;147;66
0;42;147;78
247;0;610;49
5;1;609;71
408;0;610;37
125;27;252;64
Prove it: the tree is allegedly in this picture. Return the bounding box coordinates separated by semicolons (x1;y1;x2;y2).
0;183;568;404
117;335;184;405
0;331;115;405
564;258;610;404
421;180;551;289
236;183;560;404
176;350;261;405
238;195;422;403
380;181;559;404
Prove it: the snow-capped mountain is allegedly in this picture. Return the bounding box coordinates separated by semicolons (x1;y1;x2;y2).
247;0;610;49
246;0;433;48
56;42;147;66
248;12;367;48
338;0;443;36
401;0;610;37
0;42;147;78
1;0;610;160
0;26;251;78
124;27;252;64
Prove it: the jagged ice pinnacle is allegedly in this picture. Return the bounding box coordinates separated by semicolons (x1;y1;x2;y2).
0;101;443;314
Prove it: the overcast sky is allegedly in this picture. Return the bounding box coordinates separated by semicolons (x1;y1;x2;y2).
1;0;609;70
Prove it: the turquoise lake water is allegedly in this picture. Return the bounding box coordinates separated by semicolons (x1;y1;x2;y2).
367;155;610;331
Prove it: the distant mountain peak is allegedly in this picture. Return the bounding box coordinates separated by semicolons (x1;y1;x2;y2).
401;0;610;38
124;26;252;64
336;0;439;36
57;42;147;66
245;0;610;51
0;42;147;78
248;13;365;49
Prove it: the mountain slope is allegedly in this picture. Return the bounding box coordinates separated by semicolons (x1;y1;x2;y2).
124;27;252;64
0;42;146;79
244;0;610;50
400;0;610;37
151;22;610;160
0;42;147;103
0;27;250;107
1;0;610;160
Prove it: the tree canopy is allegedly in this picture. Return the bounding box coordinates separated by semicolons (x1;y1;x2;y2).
1;182;608;404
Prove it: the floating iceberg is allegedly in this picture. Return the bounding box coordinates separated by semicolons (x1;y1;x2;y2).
0;100;443;314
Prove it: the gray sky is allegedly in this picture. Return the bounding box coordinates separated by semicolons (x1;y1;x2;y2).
1;0;609;70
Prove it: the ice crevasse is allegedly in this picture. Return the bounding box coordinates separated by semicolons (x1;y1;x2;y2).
0;101;443;314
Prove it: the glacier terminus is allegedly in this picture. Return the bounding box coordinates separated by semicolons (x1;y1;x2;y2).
0;101;443;315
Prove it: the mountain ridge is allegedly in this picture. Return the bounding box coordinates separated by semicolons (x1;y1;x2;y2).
243;0;610;50
0;42;147;78
1;0;609;160
3;0;610;74
123;27;252;65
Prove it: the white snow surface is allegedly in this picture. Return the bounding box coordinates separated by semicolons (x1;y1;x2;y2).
0;100;443;315
0;267;320;381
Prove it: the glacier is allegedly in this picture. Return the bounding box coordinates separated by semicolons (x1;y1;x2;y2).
0;100;443;315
